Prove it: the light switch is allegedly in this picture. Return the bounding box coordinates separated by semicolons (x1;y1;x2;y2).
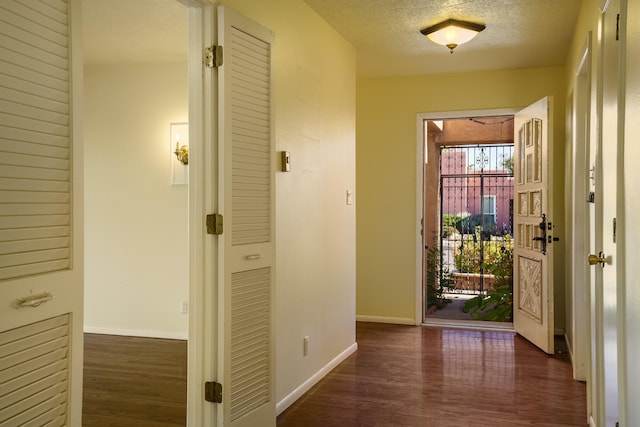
346;189;353;205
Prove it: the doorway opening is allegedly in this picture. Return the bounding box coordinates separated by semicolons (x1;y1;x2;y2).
82;0;190;424
421;115;515;325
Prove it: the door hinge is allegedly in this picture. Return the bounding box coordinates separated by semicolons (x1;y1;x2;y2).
205;45;223;68
204;381;222;403
616;14;620;40
206;214;223;235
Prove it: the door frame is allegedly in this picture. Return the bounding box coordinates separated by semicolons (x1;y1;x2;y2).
568;33;592;383
415;108;517;326
186;1;217;426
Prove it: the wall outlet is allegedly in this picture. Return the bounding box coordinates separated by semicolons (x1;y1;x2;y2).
181;300;189;314
303;336;310;356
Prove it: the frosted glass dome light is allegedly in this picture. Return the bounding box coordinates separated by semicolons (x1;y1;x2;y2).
421;19;486;53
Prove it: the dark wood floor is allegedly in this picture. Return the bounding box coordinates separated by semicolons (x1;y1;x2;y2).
83;323;587;426
82;334;187;426
277;323;587;427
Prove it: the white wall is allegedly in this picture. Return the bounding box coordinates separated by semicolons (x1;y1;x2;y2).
215;0;357;410
84;62;189;339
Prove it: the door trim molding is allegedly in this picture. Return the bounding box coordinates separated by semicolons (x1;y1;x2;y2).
187;2;215;426
569;31;592;384
415;108;518;325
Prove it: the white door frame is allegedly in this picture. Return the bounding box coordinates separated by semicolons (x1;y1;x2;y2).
415;108;517;326
622;0;639;423
618;1;640;425
569;34;592;383
185;1;217;426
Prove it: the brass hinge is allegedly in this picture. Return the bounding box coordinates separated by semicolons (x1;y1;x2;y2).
205;45;223;68
206;214;223;235
204;381;222;403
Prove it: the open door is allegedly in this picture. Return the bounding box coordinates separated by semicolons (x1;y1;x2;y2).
588;0;622;424
513;97;555;354
0;0;84;425
217;6;276;427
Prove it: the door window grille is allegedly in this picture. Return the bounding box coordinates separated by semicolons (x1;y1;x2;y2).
439;145;514;293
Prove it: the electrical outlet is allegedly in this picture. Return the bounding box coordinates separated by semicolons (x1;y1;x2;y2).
181;300;189;314
303;336;309;356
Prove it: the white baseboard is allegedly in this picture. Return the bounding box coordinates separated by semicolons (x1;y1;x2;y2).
276;342;358;416
589;415;597;427
356;315;417;325
83;326;188;341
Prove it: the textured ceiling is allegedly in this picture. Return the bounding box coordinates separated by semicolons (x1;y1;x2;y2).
303;0;584;78
82;0;188;65
82;0;583;77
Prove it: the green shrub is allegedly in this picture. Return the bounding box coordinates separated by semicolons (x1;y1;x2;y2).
455;235;513;274
425;242;451;309
462;236;514;321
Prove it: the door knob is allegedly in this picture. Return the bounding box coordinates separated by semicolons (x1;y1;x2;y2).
588;252;607;267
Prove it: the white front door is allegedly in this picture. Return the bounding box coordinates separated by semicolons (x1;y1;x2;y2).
513;97;555;354
0;0;84;425
217;6;276;427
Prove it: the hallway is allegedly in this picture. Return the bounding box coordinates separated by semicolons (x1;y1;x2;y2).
277;322;586;426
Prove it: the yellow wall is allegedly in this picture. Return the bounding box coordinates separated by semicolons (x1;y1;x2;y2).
561;0;600;377
215;0;357;408
357;67;567;326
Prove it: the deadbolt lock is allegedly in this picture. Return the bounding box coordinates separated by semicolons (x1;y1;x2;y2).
588;252;607;268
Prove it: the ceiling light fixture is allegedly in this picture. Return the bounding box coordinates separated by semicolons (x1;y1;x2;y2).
420;19;486;53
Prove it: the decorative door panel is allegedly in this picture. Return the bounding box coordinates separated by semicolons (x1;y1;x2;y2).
518;256;542;323
513;97;554;354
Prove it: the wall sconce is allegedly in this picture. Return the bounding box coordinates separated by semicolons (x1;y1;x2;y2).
174;136;189;165
420;19;485;53
170;122;188;185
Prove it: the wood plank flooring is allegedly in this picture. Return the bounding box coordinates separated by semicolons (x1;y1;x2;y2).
82;334;187;427
82;323;587;426
277;322;587;427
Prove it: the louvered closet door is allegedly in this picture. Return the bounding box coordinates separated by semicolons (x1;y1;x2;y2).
0;0;84;425
217;6;275;427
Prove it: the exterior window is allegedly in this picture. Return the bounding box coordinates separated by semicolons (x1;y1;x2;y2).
482;195;497;224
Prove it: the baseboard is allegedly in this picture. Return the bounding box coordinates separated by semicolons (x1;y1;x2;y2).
83;326;188;341
356;315;417;325
589;415;597;427
564;333;575;362
276;342;358;416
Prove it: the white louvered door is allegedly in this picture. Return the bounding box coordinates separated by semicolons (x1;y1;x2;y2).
0;0;83;425
217;6;275;427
